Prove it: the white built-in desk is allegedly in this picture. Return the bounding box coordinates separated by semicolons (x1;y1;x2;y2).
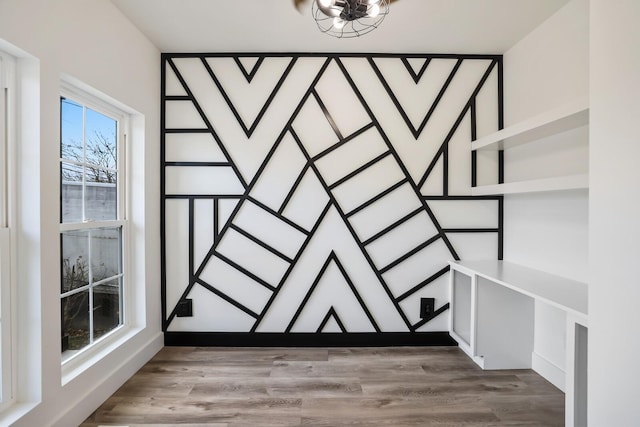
449;260;588;427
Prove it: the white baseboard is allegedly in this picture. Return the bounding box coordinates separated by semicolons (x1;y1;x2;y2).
532;351;565;392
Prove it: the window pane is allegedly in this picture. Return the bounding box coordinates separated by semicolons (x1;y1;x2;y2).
61;230;89;293
61;162;83;223
86;107;117;170
61;291;89;352
85;171;117;221
60;98;84;162
59;87;126;361
93;279;121;340
60;161;83;183
90;227;121;282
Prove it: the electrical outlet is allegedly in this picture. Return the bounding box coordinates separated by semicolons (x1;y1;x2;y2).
420;298;435;319
176;299;193;317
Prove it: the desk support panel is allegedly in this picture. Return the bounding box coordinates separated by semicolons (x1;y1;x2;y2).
476;277;534;369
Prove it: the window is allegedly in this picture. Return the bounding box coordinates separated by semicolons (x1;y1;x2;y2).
0;50;15;411
60;84;127;362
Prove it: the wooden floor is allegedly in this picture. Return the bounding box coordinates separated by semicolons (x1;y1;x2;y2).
81;346;564;427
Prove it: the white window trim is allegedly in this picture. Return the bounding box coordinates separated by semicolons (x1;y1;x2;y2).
59;81;133;380
0;49;17;412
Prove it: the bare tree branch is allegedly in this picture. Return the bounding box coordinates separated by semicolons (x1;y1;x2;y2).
61;130;117;183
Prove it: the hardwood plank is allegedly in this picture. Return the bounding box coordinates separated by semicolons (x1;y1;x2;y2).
301;395;499;422
267;377;363;397
270;359;429;379
151;347;329;364
82;424;228;427
480;395;564;426
360;374;535;398
95;397;302;425
138;360;273;378
189;377;363;398
112;378;194;398
328;346;462;361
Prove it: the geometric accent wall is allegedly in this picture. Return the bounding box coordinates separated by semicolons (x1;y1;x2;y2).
161;53;502;345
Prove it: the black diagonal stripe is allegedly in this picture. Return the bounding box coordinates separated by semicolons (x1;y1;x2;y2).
417;60;498;190
310;122;375;162
286;251;379;333
285;253;335;333
362;207;423;246
369;57;462;139
411;303;450;331
328;151;391;190
312;89;343;140
401;57;431;83
335;57;460;262
248;59;337;333
379;234;440;275
317;307;347;333
202;57;297;138
195;278;259;319
396;265;450;302
288;123;411;330
250;201;332;333
278;162;311;216
332;253;380;332
166;58;248;189
345;179;407;218
416;59;463;137
229;224;293;264
213;251;276;292
247;196;310;236
234;56;265;83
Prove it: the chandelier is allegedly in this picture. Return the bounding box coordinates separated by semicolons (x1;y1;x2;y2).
312;0;390;38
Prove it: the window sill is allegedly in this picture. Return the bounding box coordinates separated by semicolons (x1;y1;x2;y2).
61;323;144;386
0;401;40;426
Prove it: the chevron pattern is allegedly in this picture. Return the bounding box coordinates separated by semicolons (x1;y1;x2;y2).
162;54;503;342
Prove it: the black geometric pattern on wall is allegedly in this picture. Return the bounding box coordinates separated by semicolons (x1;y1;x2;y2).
161;53;503;345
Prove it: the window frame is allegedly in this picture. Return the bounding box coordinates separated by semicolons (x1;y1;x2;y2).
59;81;130;368
0;50;16;412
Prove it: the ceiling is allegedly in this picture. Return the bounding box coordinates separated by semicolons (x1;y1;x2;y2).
110;0;570;54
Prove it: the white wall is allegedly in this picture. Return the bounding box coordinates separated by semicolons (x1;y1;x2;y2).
0;0;162;425
502;0;589;387
589;1;640;425
162;55;502;337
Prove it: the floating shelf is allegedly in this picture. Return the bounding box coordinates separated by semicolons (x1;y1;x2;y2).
471;173;589;196
472;97;589;151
